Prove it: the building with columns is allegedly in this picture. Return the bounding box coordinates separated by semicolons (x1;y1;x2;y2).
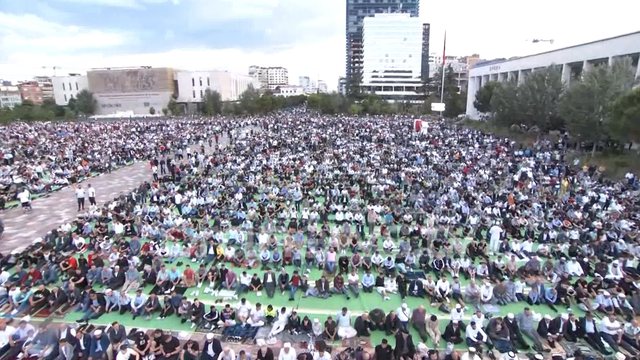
466;31;640;119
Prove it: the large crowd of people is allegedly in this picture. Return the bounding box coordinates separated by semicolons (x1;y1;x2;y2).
0;119;227;210
0;112;639;360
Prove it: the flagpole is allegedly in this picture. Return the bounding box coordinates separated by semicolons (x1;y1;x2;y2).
440;31;447;107
440;30;447;103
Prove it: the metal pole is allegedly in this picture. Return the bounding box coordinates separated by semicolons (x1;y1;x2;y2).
439;31;447;118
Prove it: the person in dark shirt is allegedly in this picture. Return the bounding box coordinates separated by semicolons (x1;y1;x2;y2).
443;321;463;344
300;316;313;334
181;340;200;360
188;299;205;328
133;331;151;358
324;316;337;341
161;333;181;360
374;339;393;360
354;312;373;337
385;311;402;336
203;305;220;330
70;269;88;289
28;284;51;313
250;274;263;292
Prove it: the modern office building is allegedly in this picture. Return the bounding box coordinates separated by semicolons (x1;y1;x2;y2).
345;0;420;92
0;86;22;108
338;77;347;95
52;74;88;105
360;13;424;101
466;31;640;119
249;66;289;90
175;70;259;104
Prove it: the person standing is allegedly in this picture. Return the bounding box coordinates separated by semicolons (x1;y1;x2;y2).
75;185;86;211
87;184;97;207
17;188;31;213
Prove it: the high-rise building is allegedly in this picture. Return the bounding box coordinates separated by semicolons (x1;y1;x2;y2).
360;13;424;101
34;76;54;100
346;0;419;93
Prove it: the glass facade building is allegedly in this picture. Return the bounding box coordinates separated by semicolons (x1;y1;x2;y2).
345;0;420;92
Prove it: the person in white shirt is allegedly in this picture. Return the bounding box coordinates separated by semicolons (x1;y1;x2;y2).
277;343;296;360
480;280;494;304
566;258;584;277
218;347;236;360
435;275;451;302
599;313;623;352
466;321;488;350
17;188;31;212
87;184;97;207
470;309;485;328
116;344;139;360
461;347;482;360
75;185;86;211
489;222;504;253
450;304;465;327
0;319;16;349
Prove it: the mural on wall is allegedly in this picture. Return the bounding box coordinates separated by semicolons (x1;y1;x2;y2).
88;68;173;93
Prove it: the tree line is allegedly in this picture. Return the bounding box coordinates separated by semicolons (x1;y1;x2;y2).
473;58;640;152
0;89;96;123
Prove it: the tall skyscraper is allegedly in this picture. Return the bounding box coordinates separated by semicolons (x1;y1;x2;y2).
345;0;420;94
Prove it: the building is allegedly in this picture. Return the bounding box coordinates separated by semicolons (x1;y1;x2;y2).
17;81;44;105
466;31;640;119
317;80;328;94
421;23;431;84
52;74;88;105
85;67;175;115
346;0;420;90
338;77;347;95
175;70;259;104
0;86;22;108
249;66;289;90
275;85;305;97
360;13;425;101
298;76;318;94
34;76;54;100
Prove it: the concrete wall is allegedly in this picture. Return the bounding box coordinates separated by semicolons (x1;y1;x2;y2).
466;31;640;119
52;75;88;105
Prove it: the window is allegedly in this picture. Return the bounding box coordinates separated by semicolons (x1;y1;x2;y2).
192;78;195;86
62;83;66;91
193;90;196;98
69;82;72;90
207;77;210;86
64;94;67;102
200;90;203;98
199;78;203;86
75;82;79;90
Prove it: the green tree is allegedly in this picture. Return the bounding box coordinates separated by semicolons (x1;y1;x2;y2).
167;99;180;115
67;96;77;113
162;108;169;116
610;87;640;145
516;66;563;130
490;80;521;127
474;81;501;113
560;58;636;155
238;85;261;114
149;106;156;115
445;91;467;118
75;90;96;115
202;89;223;115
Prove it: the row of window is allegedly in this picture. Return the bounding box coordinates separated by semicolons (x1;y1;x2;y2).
192;78;211;87
61;82;79;91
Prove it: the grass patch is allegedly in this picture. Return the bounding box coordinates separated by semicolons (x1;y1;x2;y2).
566;151;640;179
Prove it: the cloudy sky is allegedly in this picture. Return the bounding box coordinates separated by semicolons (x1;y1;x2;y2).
0;0;638;91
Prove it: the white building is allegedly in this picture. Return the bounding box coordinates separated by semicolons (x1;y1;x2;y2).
317;80;328;93
361;13;424;101
0;86;22;108
52;74;88;105
249;66;289;90
175;70;259;103
466;31;640;119
275;85;305;97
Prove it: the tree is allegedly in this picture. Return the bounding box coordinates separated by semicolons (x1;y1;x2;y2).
202;89;223;115
490;80;521;127
516;66;564;130
162;108;169;116
149;107;156;115
67;96;77;112
75;90;96;115
610;87;640;145
474;81;501;113
560;58;636;155
429;64;466;117
445;91;467;118
167;99;180;115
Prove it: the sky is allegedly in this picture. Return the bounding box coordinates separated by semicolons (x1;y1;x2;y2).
0;0;639;91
